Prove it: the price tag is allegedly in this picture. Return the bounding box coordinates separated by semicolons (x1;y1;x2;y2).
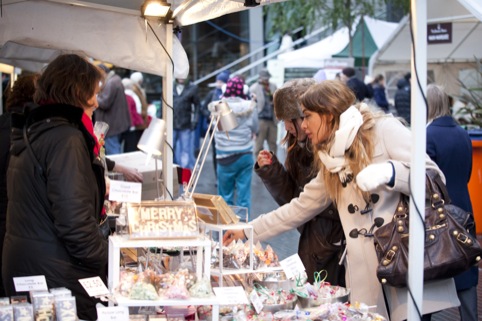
96;306;129;321
279;253;306;280
78;277;110;297
108;180;142;203
213;286;249;305
13;275;48;292
249;290;263;314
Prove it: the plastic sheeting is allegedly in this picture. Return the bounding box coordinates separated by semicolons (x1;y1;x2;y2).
0;0;189;78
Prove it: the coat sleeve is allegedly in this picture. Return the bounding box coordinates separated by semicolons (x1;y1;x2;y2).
190;85;201;126
250;101;259;134
377;116;444;195
249;170;331;242
254;154;299;206
374;88;389;109
46;132;107;269
97;78;117;111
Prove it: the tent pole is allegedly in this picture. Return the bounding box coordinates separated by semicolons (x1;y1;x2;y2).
407;0;427;319
163;23;174;200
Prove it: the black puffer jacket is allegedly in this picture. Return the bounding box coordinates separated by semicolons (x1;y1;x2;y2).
3;104;108;321
394;78;411;125
173;82;201;130
255;144;345;285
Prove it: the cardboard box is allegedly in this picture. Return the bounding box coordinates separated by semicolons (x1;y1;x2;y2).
107;151;179;200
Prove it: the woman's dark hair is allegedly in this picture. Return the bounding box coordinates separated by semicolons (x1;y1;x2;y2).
5;73;39;113
34;54;104;108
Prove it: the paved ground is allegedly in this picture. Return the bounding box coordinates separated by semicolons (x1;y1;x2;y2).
194;144;482;320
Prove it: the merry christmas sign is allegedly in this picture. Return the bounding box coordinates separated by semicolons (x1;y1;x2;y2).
127;201;198;239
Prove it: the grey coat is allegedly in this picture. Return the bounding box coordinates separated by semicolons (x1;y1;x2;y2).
249;81;277;117
95;71;131;137
248;115;459;321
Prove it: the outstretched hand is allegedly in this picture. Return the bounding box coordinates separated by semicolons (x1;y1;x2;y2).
222;229;246;246
114;163;144;182
257;150;273;168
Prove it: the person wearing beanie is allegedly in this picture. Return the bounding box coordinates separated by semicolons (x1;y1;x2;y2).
254;78;345;285
250;68;278;156
130;71;150;130
208;76;258;219
121;78;144;152
340;67;372;102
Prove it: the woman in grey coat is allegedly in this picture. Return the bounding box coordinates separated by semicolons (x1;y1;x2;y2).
224;80;459;320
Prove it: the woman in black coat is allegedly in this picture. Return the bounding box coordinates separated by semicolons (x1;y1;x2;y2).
254;78;345;285
3;54;108;321
426;84;478;321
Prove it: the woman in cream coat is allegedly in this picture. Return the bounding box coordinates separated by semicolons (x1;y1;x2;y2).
224;80;459;320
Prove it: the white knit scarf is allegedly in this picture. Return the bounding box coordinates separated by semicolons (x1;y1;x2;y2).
318;105;364;185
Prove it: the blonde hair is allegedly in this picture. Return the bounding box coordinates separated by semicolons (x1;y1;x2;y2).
300;80;384;202
427;84;451;122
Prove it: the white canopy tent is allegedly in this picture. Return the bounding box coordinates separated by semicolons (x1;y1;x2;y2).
369;0;482;96
277;16;398;69
277;27;350;68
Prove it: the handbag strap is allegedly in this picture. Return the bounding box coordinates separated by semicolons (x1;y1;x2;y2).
426;169;451;204
23;125;47;182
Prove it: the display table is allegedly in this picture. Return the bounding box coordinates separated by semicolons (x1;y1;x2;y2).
107;235;219;320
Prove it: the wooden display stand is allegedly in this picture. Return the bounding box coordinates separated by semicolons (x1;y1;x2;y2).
193;193;240;225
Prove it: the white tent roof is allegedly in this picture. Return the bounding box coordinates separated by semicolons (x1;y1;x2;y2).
0;0;188;77
364;16;400;49
370;0;482;72
0;0;286;74
278;27;350;68
278;16;398;69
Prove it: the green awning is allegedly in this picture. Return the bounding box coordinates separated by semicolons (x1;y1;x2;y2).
332;18;378;67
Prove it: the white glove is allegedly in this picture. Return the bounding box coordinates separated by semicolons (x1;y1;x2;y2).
356;162;394;192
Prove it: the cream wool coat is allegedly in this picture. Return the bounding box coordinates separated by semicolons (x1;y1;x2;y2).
248;115;459;321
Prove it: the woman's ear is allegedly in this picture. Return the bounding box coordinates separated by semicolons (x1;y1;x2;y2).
327;113;334;122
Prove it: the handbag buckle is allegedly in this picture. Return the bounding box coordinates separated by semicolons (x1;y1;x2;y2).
456;232;470;244
431;198;445;209
383;248;397;265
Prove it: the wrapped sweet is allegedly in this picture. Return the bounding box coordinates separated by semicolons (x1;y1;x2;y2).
188;277;213;298
117;269;138;297
306;302;386;321
129;282;159;300
164;274;190;300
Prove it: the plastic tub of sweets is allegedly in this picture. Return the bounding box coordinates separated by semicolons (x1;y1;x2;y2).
261;297;298;313
254;272;296;292
297;287;350;308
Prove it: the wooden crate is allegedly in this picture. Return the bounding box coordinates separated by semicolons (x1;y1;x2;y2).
193;193;240;224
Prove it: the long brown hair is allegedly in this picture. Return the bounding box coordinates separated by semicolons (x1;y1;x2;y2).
300;80;382;201
34;54;104;108
274;78;316;173
5;73;39;113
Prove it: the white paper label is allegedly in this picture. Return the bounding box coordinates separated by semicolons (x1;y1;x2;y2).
213;286;249;305
78;277;110;297
279;253;306;280
96;306;129;321
249;290;264;314
108;180;142;203
13;275;48;292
